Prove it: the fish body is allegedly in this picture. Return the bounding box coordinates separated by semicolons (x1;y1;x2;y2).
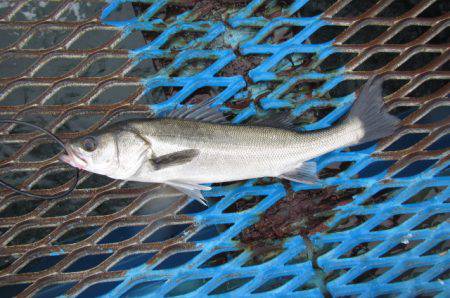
61;78;399;202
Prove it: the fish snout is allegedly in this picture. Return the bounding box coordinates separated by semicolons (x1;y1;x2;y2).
59;145;87;169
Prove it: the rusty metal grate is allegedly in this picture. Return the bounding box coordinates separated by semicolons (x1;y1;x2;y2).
0;0;449;297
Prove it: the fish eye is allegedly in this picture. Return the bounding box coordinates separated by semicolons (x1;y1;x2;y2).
82;137;96;152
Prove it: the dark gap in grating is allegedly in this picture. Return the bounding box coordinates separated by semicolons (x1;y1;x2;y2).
393;159;438;178
141;86;182;104
390;105;418;120
350;267;390;284
252;275;294;293
389;266;431;283
42;198;88;217
0;143;23;160
408;79;448;97
354;52;399;71
143;224;190;243
362;187;401;206
31;169;77;190
122;280;166;297
77;281;123;298
334;0;379;17
161;31;204;50
294;281;317;291
22;142;63;161
115;30;155;49
53;226;100;245
338;241;381;259
403;187;445;204
12;114;56;133
318;161;354;179
285;249;308;265
104;3;137;22
171;59;216;77
380;240;422;257
88;197;135;216
139;30;160;42
109;252;155;271
261;26;305;44
371;213;414;231
0;29;25;49
178;199;209;214
325;269;349;283
199;250;243;268
166;278;211;297
0;199;44;218
343;25;388;44
427;134;450;151
413;213;448;230
223;195;266;213
429;27;450;44
154;4;192;23
98;225;146;244
419;0;450;17
387;26;430;44
209;278;254;295
0;283;31;298
376;0;421;17
437;165;450;177
432;269;450;282
154;251;201;270
23;29;71;50
188;224;232;242
69;29;118;50
182;86;224;105
81;58;129;77
385;133;428;151
12;1;57;20
77;173;115;189
0;255;18;271
243;246;285;267
0;170;33;186
397;52;441;71
63;253;113;273
0;56;37;78
18;255;65;273
92;85;141;105
416;106;450;124
2;85;47;106
421;240;449;256
356;160;396;178
126;59;158;78
327;215;372;233
34;57;83;77
56;113;104;133
318;52;357;71
295;0;335;17
7;227;55;246
328;79;365;98
33;282;76;298
308;26;347;44
295;106;335;125
315;242;341;256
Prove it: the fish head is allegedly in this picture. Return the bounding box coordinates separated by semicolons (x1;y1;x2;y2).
60;127;149;178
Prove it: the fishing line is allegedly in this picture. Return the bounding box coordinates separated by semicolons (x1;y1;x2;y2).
0;119;79;199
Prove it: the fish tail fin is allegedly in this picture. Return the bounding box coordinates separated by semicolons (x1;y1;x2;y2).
343;77;400;144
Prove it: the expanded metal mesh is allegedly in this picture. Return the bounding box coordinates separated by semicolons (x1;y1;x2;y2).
0;0;448;297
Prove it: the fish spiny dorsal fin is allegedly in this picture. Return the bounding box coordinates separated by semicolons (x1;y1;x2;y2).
167;99;227;124
247;110;297;131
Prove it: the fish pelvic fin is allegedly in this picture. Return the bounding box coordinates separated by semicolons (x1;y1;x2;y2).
279;161;319;184
165;181;211;206
344;76;400;144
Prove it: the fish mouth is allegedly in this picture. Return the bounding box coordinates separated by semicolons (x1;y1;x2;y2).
59;145;87;169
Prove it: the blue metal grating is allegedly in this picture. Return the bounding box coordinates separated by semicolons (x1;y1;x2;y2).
0;0;448;297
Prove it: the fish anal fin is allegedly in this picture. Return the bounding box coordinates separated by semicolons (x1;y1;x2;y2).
151;149;199;170
279;161;319;184
165;181;211;206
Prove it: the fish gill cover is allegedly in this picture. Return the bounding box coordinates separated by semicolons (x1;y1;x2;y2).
0;0;448;297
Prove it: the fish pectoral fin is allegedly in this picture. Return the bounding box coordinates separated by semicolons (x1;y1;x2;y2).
165;181;211;206
279;161;319;184
151;149;199;170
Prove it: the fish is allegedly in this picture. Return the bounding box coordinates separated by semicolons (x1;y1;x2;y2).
60;77;399;204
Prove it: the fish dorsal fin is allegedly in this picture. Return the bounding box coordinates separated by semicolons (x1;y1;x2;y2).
248;110;297;131
168;99;227;124
165;180;211;206
279;161;319;184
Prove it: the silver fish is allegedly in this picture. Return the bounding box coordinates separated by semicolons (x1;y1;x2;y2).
60;78;399;204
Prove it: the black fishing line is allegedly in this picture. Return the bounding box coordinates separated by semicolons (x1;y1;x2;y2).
0;119;79;199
